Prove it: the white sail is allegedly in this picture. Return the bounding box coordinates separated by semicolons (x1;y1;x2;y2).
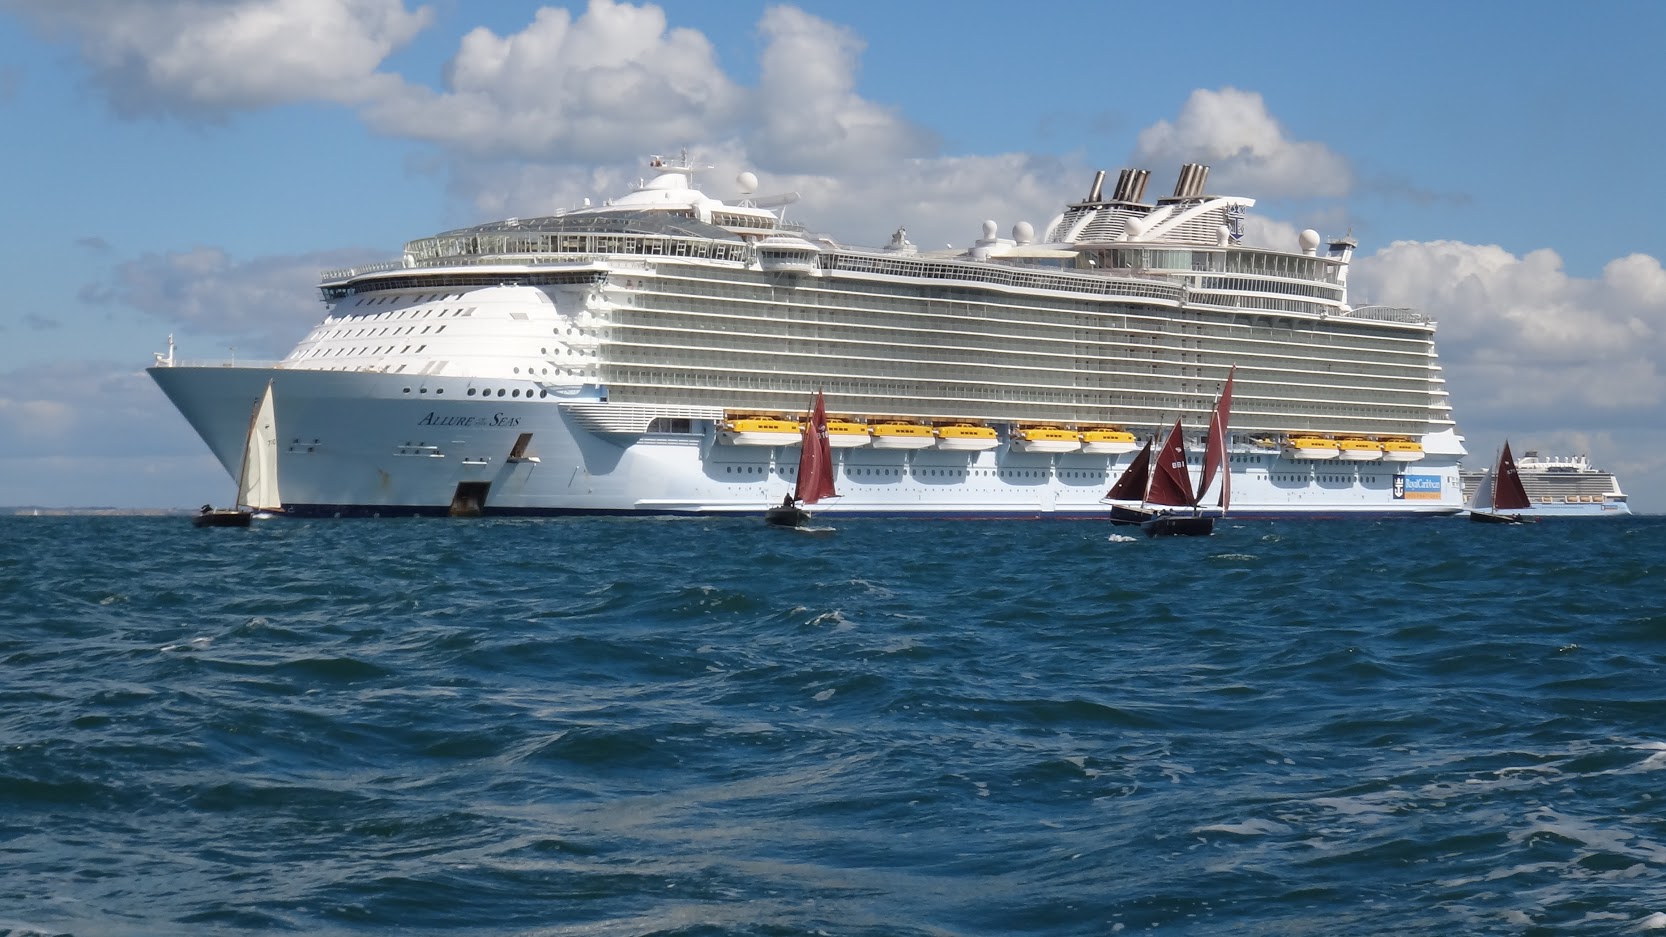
1467;465;1495;511
237;382;282;511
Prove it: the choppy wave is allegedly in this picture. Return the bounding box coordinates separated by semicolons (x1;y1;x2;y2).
2;515;1664;935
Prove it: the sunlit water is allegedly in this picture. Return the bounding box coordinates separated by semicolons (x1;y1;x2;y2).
3;515;1664;936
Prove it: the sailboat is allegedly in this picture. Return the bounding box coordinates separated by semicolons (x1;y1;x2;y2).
765;390;838;528
1468;440;1538;524
193;381;282;528
1107;367;1235;538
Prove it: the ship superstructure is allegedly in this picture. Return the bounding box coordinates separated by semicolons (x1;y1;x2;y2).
150;154;1467;518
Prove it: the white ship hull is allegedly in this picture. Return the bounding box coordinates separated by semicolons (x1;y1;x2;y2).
152;367;1466;519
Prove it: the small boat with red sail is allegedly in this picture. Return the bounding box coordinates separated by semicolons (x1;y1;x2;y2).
1467;441;1538;524
1106;367;1235;537
766;390;838;528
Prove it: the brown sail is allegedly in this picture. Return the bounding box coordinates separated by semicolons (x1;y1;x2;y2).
1491;441;1532;512
1106;440;1153;501
1146;419;1195;507
1197;366;1236;511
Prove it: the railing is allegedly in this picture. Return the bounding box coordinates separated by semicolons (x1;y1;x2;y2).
321;255;615;282
154;358;284;369
1344;305;1429;325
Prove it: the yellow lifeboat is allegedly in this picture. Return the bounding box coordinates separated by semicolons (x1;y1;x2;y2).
1337;438;1384;461
869;421;936;450
824;418;872;448
1080;428;1139;455
1283;435;1340;460
935;423;1000;451
1013;426;1082;453
1381;439;1424;462
720;416;801;447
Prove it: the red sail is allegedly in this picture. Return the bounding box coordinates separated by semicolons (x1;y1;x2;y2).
1492;441;1532;511
1106;441;1153;501
793;391;838;505
1145;418;1195;507
1197;366;1236;509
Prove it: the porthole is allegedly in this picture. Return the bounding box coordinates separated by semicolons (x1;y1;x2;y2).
402;388;410;394
511;389;519;398
467;389;477;396
497;389;506;397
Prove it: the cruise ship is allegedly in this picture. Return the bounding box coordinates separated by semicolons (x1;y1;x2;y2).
149;154;1468;518
1461;452;1630;517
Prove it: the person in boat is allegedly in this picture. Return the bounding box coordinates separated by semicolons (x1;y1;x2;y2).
200;503;213;515
781;493;797;509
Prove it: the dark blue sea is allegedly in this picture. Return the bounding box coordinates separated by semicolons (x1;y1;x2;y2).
4;516;1665;936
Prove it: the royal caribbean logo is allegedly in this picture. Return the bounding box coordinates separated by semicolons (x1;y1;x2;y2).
1393;474;1442;500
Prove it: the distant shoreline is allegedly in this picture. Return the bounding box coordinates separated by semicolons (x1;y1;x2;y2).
5;508;191;516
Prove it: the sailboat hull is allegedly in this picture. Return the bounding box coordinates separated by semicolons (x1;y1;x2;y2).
1469;510;1536;525
1108;504;1156;526
765;505;811;528
192;509;252;528
1141;514;1214;538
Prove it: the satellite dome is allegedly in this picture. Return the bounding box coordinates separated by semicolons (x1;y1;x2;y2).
981;219;998;239
1013;221;1034;244
736;171;758;194
1217;224;1232;246
1299;228;1321;252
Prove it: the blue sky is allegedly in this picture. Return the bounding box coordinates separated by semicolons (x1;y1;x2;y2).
2;0;1664;511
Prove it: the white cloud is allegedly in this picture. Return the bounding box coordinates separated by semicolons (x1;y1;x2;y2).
363;1;934;175
1350;240;1666;432
6;0;431;117
1134;87;1352;199
746;5;935;173
83;245;383;355
363;0;742;160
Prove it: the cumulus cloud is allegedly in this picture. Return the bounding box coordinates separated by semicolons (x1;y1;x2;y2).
362;0;741;160
1350;241;1666;430
82;246;384;355
4;0;432;118
746;6;935;173
1134;87;1352;199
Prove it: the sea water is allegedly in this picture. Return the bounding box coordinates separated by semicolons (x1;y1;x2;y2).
3;515;1663;936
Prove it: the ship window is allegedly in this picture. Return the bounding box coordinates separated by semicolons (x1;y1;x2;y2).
497;389;506;397
468;389;476;396
511;389;519;397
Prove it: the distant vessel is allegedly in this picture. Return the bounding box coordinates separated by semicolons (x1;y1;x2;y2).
1461;451;1630;517
149;153;1468;518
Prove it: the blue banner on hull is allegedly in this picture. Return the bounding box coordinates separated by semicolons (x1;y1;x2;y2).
1393;474;1443;500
